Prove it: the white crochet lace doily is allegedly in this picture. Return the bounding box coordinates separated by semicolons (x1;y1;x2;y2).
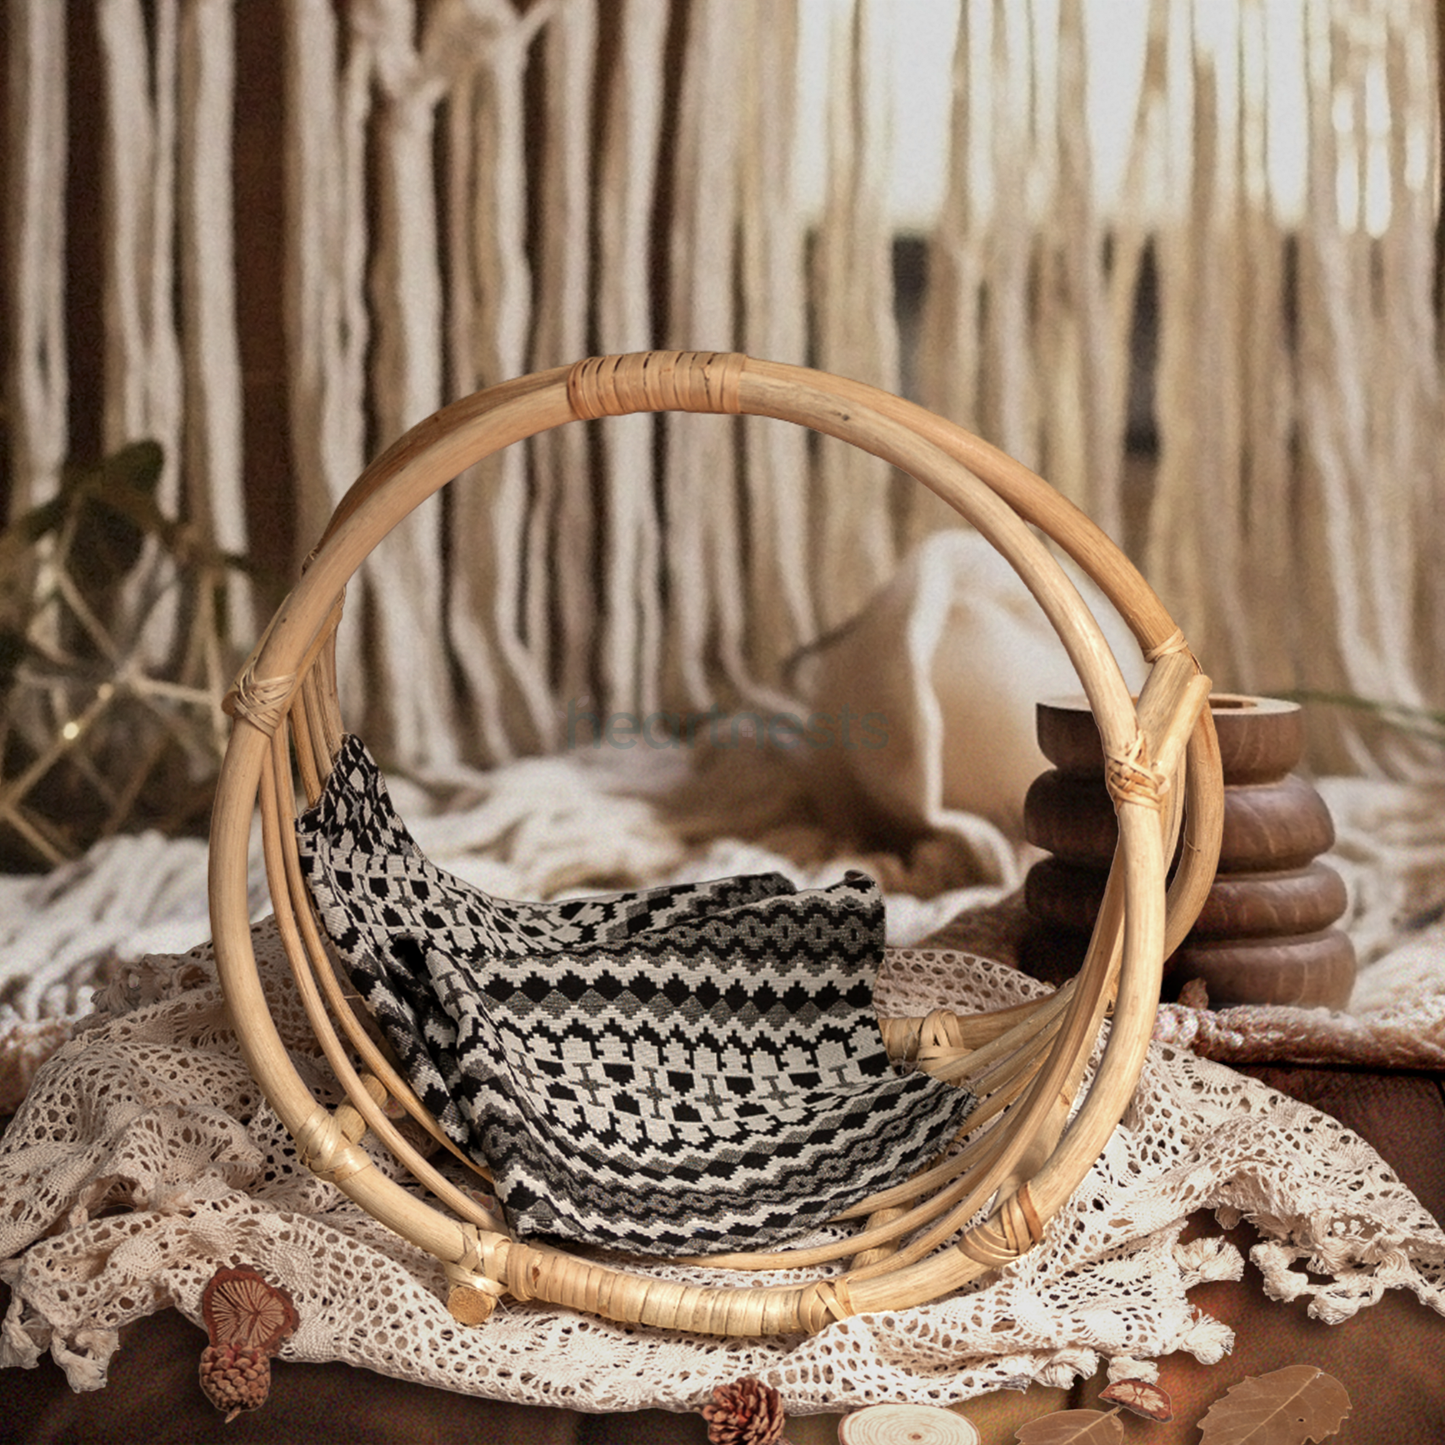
2;916;1441;1415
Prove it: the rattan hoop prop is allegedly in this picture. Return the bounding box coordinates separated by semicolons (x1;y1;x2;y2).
208;352;1223;1337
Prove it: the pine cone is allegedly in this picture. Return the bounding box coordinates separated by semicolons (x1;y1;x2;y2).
702;1377;787;1445
199;1340;273;1421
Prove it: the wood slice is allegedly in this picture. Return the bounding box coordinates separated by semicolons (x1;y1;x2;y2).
837;1402;981;1445
1023;770;1118;865
1217;775;1336;871
1026;771;1336;873
1016;920;1090;989
1036;693;1302;781
1025;692;1351;1007
1035;699;1113;775
1024;855;1108;933
1202;693;1305;782
1027;860;1348;943
1186;862;1348;939
1167;928;1357;1009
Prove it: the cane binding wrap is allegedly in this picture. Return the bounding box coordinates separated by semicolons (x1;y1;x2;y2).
209;352;1224;1336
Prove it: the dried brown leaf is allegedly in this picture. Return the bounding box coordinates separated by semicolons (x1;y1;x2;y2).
1099;1378;1174;1421
1198;1365;1351;1445
1014;1408;1125;1445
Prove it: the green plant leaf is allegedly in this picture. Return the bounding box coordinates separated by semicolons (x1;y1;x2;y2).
1285;689;1445;744
65;440;168;591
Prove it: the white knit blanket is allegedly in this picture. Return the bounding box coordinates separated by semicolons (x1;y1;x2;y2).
1;744;1444;1413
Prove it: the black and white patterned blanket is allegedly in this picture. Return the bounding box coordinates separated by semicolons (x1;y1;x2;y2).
295;736;976;1254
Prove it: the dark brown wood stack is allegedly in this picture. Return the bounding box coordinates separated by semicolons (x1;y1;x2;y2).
1020;694;1356;1008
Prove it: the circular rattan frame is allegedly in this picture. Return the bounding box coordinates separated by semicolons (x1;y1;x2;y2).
208;352;1223;1337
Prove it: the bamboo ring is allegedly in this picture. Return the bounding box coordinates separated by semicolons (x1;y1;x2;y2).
208;352;1222;1338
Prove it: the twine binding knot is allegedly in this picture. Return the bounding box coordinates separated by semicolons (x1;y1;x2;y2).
1143;627;1189;663
446;1228;509;1324
568;350;745;420
1104;734;1167;811
294;1106;374;1186
225;667;296;738
957;1185;1044;1268
799;1276;855;1333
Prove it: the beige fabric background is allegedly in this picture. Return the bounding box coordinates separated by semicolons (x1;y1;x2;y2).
4;0;1442;787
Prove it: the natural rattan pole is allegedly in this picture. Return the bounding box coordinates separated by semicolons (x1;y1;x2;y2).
209;351;1222;1338
744;360;1181;655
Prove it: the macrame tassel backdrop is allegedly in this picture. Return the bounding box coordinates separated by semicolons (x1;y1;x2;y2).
6;1;68;518
2;0;1441;780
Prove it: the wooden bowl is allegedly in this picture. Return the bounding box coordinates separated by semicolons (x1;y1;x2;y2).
1025;693;1353;1007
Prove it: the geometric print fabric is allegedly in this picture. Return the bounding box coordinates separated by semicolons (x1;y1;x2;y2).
296;736;977;1254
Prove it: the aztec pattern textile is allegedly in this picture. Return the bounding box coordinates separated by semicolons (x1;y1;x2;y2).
295;737;977;1254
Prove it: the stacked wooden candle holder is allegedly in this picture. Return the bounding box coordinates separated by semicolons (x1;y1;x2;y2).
1020;694;1356;1009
